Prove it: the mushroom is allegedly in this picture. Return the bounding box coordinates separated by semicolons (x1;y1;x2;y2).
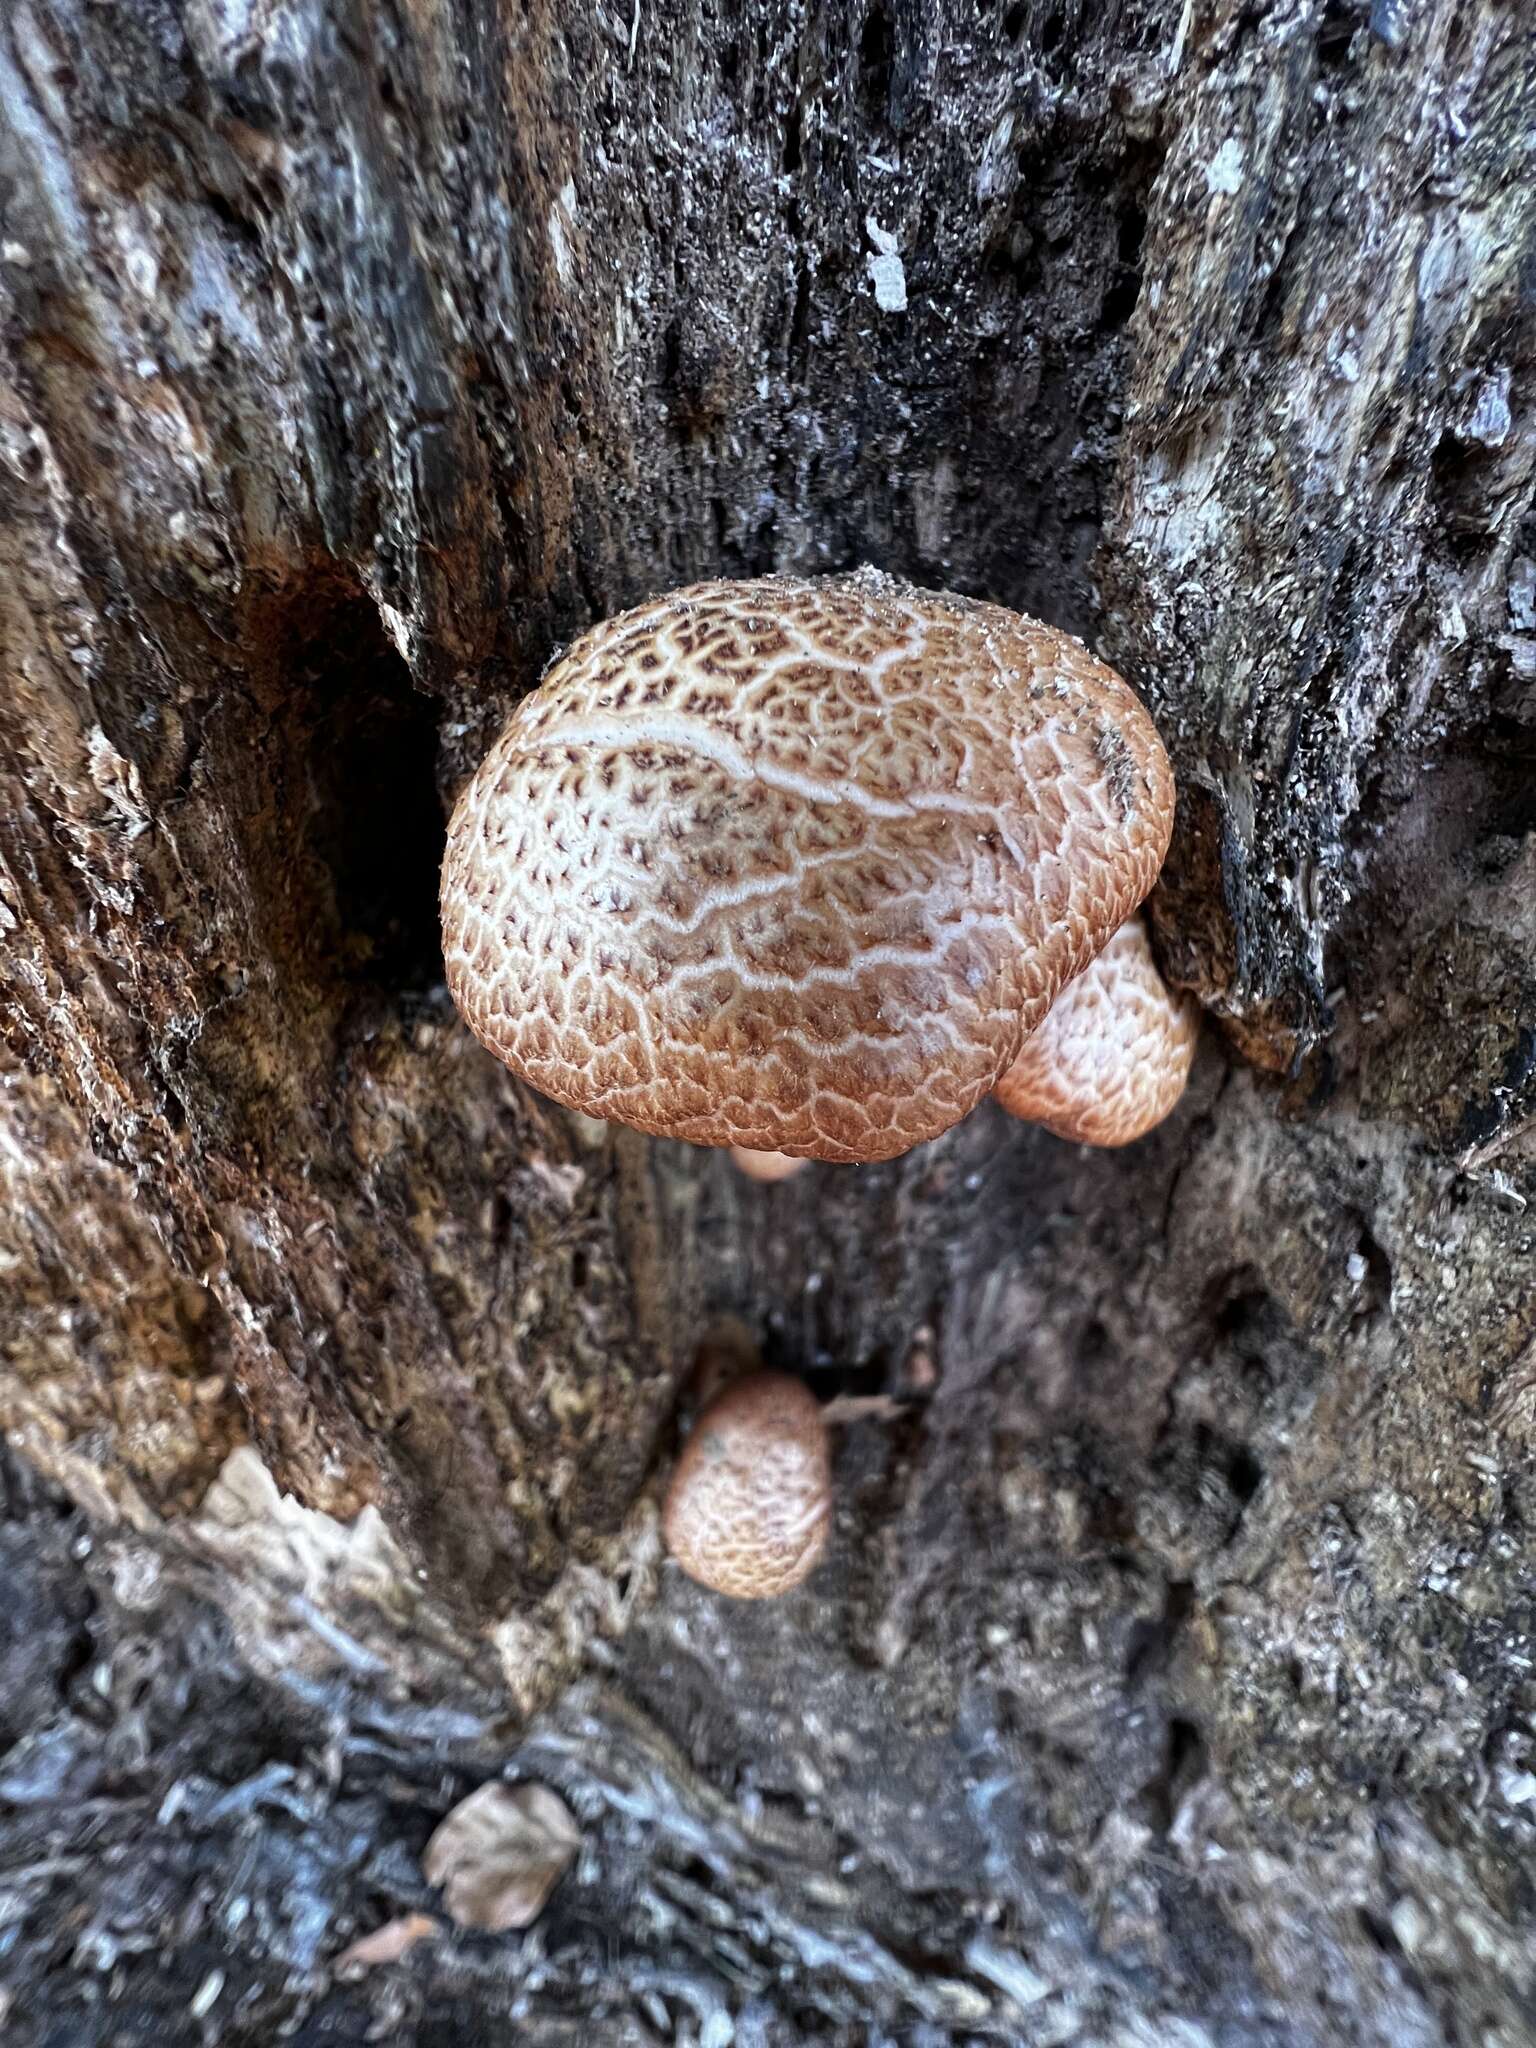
661;1371;832;1598
440;570;1174;1162
993;914;1198;1145
730;1144;808;1183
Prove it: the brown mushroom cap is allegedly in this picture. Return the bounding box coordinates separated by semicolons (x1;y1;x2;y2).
441;570;1174;1162
661;1371;832;1599
993;915;1198;1145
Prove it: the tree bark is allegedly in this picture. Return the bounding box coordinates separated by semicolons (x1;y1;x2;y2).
2;0;1534;2041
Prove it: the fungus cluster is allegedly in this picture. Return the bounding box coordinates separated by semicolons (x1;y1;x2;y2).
441;570;1199;1599
440;570;1187;1165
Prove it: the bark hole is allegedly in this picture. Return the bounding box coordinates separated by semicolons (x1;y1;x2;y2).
1099;199;1149;332
245;572;446;1005
858;5;896;126
1143;1714;1207;1833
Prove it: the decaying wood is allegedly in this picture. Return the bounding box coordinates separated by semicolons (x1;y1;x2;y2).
2;0;1534;2041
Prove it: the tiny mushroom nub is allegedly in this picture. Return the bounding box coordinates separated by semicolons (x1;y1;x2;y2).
993;915;1198;1146
662;1371;832;1599
731;1145;808;1183
440;570;1175;1163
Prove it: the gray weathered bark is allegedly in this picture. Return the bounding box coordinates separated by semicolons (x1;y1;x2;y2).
2;0;1534;2041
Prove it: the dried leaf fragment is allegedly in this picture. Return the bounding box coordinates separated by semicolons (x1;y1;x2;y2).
422;1781;580;1932
334;1913;440;1974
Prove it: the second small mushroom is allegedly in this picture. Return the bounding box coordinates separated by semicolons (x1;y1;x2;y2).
994;915;1198;1146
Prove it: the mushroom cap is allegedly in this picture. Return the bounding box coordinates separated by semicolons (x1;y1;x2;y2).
441;570;1174;1162
661;1371;832;1599
993;915;1199;1145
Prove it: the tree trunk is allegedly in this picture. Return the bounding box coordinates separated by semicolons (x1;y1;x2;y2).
2;0;1534;2040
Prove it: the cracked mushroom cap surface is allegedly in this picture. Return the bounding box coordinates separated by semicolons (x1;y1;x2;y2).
441;570;1174;1162
993;915;1199;1145
662;1371;832;1599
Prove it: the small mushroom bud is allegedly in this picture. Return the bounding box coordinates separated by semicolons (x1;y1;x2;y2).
662;1371;832;1598
440;571;1174;1162
730;1145;808;1183
993;916;1198;1145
